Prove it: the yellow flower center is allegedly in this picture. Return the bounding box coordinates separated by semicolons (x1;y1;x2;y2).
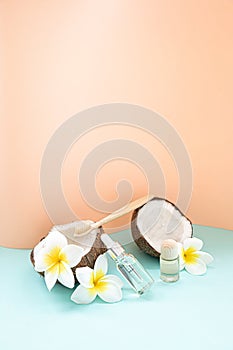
88;270;108;295
182;247;199;265
44;246;68;273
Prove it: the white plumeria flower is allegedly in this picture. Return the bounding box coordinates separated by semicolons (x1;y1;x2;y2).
34;230;84;291
178;237;213;275
71;254;123;304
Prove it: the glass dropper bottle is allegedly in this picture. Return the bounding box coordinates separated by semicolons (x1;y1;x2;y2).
101;234;154;295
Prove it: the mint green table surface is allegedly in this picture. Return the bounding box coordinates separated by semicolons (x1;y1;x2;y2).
0;225;233;350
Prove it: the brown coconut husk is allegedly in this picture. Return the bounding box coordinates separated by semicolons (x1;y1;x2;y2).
30;226;107;282
131;197;193;257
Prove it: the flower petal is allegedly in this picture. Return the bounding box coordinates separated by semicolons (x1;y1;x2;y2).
198;251;214;265
176;242;183;252
75;266;94;288
183;237;203;251
60;244;84;267
45;230;68;250
185;258;207;275
33;238;46;260
57;262;75;288
179;259;185;271
101;275;124;288
34;250;49;272
44;264;59;291
98;281;122;303
94;254;108;280
177;243;185;270
71;285;97;304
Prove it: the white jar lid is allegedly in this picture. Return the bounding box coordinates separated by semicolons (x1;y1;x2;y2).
161;239;178;260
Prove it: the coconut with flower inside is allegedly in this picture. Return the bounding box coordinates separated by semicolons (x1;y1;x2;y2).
30;221;107;280
131;197;193;257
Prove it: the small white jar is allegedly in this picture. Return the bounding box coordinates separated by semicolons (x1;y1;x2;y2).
160;239;179;282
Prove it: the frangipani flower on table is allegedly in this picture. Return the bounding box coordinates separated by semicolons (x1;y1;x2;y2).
178;237;214;275
34;230;84;291
71;254;123;304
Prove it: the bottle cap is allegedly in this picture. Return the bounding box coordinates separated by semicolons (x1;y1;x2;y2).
101;234;125;259
160;239;178;260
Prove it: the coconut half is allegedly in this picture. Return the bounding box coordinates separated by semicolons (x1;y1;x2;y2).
131;198;193;257
30;220;107;281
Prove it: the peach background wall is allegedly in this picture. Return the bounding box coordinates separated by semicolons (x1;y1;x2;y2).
1;0;233;248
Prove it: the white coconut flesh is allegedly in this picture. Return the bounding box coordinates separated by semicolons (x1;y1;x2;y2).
136;199;192;253
54;220;98;256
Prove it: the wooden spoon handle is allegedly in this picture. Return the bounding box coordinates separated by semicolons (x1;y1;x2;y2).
91;194;154;229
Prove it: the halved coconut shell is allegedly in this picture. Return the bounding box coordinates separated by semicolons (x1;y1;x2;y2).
131;197;193;257
30;222;107;282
